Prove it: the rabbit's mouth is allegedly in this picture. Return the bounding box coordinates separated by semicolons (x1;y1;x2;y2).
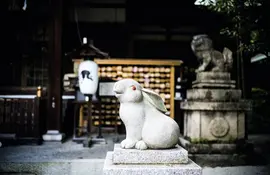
114;92;123;98
113;89;123;97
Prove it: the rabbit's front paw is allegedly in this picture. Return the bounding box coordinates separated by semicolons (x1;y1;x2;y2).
121;139;136;149
135;140;148;150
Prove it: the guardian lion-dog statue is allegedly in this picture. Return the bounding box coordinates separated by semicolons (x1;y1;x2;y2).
191;34;233;73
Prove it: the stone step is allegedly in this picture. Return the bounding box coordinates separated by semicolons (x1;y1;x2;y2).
187;89;242;102
192;80;236;89
103;152;202;175
112;144;188;164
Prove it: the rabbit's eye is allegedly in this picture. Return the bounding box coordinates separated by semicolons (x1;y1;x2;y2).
131;85;136;90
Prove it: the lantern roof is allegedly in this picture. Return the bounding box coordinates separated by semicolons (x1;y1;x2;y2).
67;39;109;59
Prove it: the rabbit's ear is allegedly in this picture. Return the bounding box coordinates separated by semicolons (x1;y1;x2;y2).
142;88;167;113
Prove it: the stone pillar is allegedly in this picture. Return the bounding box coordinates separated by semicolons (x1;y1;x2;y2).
180;72;251;154
42;0;64;142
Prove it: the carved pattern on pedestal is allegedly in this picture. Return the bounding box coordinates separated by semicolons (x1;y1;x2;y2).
224;91;233;101
205;90;213;101
209;116;230;138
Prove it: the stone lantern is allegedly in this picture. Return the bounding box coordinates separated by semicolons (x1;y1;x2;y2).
77;38;108;97
65;38;109;145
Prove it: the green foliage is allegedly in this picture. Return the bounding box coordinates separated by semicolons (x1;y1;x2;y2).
251;87;269;95
197;0;269;55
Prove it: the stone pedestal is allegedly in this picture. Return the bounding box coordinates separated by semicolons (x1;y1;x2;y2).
103;144;202;175
42;130;65;142
180;72;252;153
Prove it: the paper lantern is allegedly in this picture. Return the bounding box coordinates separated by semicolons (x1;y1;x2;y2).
78;60;99;95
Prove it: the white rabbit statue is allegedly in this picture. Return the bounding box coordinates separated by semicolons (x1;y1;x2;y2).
113;78;180;150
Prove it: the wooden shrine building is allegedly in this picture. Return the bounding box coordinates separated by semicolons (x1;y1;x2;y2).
0;0;224;143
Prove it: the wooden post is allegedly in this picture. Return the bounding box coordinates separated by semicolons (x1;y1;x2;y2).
42;0;64;142
170;66;175;118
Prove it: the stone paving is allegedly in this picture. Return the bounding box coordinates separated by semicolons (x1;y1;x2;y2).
0;134;124;161
0;134;269;175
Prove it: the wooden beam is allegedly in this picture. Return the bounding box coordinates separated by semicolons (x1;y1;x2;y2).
133;34;166;41
72;2;126;8
170;35;193;41
133;34;193;42
72;59;183;66
0;87;47;95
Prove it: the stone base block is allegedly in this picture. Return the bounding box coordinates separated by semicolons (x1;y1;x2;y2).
187;143;237;154
103;152;202;175
196;72;231;81
188;154;248;167
179;137;237;154
193;72;237;88
180;101;252;111
179;137;254;154
112;144;188;164
187;89;242;102
42;130;65;142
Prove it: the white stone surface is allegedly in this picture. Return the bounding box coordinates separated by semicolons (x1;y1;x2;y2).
112;144;188;164
103;152;202;175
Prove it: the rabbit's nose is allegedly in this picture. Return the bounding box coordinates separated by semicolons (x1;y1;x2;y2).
113;83;118;91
